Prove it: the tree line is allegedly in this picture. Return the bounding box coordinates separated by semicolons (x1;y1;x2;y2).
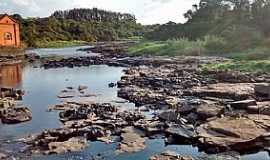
145;0;270;53
12;8;146;47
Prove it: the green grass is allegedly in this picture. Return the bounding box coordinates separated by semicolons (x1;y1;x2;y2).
228;47;270;60
128;39;205;56
202;60;270;73
35;40;88;48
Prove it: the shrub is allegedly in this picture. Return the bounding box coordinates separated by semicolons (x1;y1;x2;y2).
203;35;227;55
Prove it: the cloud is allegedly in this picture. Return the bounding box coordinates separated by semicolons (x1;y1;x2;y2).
0;0;199;24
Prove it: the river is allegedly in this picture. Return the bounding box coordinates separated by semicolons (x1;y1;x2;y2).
0;46;268;160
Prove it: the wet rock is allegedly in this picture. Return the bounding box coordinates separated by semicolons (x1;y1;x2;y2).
108;82;117;88
158;110;181;122
197;116;270;152
247;101;270;115
134;119;165;135
45;137;88;155
57;91;76;99
196;104;224;120
165;123;196;140
199;151;241;160
0;153;7;160
149;151;193;160
97;136;113;144
78;85;88;91
1;107;32;124
0;98;15;115
58;102;118;122
117;127;145;153
0;87;24;100
230;99;257;110
255;83;270;100
116;111;145;123
25;125;106;154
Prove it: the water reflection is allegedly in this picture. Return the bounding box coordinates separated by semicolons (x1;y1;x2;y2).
0;63;22;88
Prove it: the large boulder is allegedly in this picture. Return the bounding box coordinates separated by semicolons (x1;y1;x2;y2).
196;104;224;120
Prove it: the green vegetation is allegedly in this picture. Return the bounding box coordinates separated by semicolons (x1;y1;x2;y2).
12;8;148;47
128;0;270;72
128;39;204;56
128;36;229;56
142;0;270;57
203;60;270;73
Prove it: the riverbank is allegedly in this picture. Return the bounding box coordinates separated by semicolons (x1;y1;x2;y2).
33;40;88;48
127;40;270;73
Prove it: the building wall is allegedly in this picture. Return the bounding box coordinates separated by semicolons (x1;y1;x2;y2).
0;16;20;47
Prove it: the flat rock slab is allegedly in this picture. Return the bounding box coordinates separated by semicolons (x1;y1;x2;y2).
46;137;88;155
189;83;255;100
230;100;257;110
117;127;145;153
165;124;196;139
196;104;224;120
149;151;193;160
197;116;270;150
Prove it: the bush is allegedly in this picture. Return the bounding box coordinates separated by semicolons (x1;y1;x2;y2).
128;39;205;56
203;35;227;55
220;25;263;52
229;47;270;60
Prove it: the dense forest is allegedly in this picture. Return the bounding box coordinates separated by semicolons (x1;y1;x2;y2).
145;0;270;53
12;8;147;47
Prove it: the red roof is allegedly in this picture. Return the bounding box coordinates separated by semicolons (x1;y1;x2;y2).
0;14;18;23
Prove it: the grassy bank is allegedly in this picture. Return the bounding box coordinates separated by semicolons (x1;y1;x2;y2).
128;38;270;72
202;60;270;73
34;40;88;48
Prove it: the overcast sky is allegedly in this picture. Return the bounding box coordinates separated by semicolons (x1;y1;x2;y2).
0;0;199;24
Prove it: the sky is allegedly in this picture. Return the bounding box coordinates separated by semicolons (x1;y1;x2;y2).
0;0;199;24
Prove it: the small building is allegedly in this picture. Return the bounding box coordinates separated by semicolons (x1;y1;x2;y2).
0;14;20;47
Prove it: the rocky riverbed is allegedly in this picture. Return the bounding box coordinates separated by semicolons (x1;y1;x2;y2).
17;52;270;159
1;45;270;159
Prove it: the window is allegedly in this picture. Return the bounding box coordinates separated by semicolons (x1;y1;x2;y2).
4;32;12;40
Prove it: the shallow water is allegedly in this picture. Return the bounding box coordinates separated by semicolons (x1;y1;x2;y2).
0;47;269;160
26;45;97;58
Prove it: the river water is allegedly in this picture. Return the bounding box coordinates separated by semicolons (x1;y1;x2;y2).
0;46;269;160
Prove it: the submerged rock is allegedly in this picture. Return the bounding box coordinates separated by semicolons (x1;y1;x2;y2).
78;85;88;91
47;137;87;155
149;151;193;160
